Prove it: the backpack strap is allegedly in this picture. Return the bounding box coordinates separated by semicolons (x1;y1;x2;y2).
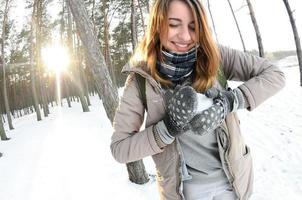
217;66;227;89
135;73;148;111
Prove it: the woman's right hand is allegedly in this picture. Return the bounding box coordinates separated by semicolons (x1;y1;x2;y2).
163;86;198;136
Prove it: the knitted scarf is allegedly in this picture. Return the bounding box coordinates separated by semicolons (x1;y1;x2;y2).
156;46;197;83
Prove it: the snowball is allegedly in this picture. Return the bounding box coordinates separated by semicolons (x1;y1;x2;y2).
196;93;213;113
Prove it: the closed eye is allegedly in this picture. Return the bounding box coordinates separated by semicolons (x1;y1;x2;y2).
189;23;195;31
189;25;195;31
169;24;179;28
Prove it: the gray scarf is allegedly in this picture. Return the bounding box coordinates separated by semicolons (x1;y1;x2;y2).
156;46;197;83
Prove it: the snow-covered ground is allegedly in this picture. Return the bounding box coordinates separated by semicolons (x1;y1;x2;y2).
276;56;299;68
0;65;301;200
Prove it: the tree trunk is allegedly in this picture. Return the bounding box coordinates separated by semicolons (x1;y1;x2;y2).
60;0;72;107
246;0;264;57
63;73;72;107
131;0;138;51
75;64;90;112
227;0;246;52
36;0;50;117
283;0;302;86
126;160;150;184
67;0;118;121
1;0;14;130
146;0;150;13
85;55;103;99
81;68;91;106
206;0;219;42
91;0;96;33
75;36;90;111
78;53;91;106
67;0;149;185
102;1;117;87
67;5;89;112
30;0;42;121
137;0;145;34
130;0;149;185
0;115;9;140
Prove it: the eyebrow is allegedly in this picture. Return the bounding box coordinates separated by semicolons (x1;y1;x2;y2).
168;18;195;24
169;18;181;22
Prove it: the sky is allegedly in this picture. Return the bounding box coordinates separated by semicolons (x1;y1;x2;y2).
0;60;301;200
10;0;302;52
202;0;302;52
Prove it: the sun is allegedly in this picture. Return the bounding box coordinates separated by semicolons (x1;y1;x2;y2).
42;45;70;72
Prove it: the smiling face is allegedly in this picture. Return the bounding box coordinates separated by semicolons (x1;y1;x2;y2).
160;0;197;53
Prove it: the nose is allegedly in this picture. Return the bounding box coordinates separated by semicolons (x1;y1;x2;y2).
178;26;192;42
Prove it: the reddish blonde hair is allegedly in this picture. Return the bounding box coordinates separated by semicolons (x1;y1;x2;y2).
131;0;220;92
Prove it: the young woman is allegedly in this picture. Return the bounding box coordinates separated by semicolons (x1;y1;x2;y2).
111;0;285;199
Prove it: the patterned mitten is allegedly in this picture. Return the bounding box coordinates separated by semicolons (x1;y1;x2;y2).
205;87;246;114
189;87;246;135
163;86;198;136
189;102;225;135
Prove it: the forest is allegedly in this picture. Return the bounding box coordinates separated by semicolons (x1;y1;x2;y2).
0;0;301;185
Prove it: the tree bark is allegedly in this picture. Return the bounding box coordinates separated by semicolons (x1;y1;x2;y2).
30;0;42;121
102;0;117;87
145;0;150;13
126;160;150;184
36;0;50;117
246;0;264;57
227;0;246;52
131;0;138;51
1;0;14;130
80;66;91;106
91;0;96;33
130;0;149;185
283;0;302;86
77;47;91;106
137;0;145;34
67;0;118;121
67;0;149;185
67;5;89;112
0;115;9;140
75;36;91;109
60;0;72;107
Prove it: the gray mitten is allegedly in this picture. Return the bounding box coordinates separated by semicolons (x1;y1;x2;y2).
188;87;247;135
205;87;246;114
163;85;198;136
189;102;224;135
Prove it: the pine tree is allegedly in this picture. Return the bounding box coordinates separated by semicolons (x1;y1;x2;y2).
1;0;14;130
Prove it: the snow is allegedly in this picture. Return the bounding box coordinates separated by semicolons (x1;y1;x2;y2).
0;64;302;200
276;56;299;68
196;93;213;113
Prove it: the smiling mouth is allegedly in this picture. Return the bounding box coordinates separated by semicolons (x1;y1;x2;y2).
172;42;191;48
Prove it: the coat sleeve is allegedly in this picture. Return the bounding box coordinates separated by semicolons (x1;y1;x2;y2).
219;45;285;111
110;73;163;163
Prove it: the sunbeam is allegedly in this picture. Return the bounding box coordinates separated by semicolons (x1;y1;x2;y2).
42;44;70;106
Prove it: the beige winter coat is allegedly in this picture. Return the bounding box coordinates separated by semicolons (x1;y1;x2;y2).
111;46;285;200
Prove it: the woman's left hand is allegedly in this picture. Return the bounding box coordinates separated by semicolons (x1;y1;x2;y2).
188;87;246;135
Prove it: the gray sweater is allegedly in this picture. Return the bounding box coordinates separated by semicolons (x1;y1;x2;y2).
178;129;229;186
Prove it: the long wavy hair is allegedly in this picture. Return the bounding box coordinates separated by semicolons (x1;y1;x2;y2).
131;0;220;92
